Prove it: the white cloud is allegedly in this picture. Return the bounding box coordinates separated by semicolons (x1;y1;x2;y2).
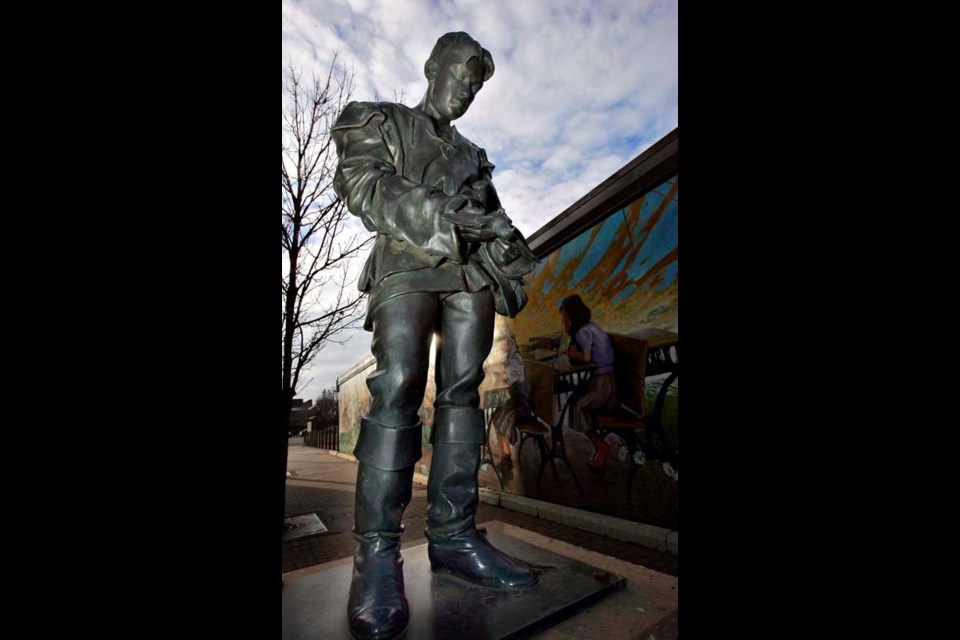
345;0;371;13
282;0;678;391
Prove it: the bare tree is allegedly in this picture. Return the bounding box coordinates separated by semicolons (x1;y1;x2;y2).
281;55;373;533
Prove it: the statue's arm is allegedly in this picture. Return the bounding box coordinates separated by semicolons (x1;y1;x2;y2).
472;148;503;211
332;101;463;262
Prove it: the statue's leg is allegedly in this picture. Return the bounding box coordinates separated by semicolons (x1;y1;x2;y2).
425;289;538;590
348;292;437;640
348;464;414;640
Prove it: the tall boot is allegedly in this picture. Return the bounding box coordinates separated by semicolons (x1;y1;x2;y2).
347;418;421;640
425;407;538;590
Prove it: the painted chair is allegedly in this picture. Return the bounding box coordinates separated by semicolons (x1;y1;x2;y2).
592;333;678;497
515;359;585;498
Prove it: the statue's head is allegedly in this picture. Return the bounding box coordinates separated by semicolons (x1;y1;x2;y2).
423;32;494;123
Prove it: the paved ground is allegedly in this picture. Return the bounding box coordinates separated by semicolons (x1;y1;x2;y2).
283;439;678;577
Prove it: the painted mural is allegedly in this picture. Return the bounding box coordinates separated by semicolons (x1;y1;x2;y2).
337;356;374;457
337;174;678;530
494;174;679;529
512;175;678;342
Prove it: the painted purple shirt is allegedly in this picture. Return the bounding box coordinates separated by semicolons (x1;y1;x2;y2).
575;322;614;374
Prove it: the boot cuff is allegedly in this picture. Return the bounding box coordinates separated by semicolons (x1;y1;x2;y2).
354;417;423;471
431;406;485;444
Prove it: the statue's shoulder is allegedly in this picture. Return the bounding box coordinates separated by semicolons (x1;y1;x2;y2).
454;129;494;173
377;102;430;126
451;127;477;150
332;101;389;131
333;101;428;132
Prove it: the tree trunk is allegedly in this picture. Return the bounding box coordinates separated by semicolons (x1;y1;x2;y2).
282;241;298;537
281;391;292;535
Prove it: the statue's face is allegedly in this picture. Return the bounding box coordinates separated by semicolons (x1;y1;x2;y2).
428;53;486;122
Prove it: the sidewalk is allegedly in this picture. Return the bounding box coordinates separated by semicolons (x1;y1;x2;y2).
283;439;678;577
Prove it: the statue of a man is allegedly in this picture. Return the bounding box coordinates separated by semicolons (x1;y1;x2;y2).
332;31;537;640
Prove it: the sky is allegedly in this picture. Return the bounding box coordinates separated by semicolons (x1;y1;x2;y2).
282;0;678;402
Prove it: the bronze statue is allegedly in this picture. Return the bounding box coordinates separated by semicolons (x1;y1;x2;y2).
332;31;538;640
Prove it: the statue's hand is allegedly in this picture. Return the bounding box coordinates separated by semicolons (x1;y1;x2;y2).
443;204;515;242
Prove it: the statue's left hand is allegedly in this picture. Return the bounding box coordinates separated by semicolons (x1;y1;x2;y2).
443;206;515;242
487;210;515;240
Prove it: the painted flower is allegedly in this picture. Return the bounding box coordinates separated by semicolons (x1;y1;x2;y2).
662;461;679;481
632;450;646;466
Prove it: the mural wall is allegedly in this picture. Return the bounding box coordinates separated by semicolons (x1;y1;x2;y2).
513;175;678;342
337;356;374;457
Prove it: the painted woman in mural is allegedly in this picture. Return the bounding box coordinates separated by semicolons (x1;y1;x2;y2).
560;294;620;471
331;32;538;640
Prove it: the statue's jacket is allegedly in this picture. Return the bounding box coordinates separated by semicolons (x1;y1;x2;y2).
332;101;530;329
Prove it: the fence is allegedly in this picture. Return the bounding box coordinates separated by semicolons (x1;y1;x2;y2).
303;423;339;451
